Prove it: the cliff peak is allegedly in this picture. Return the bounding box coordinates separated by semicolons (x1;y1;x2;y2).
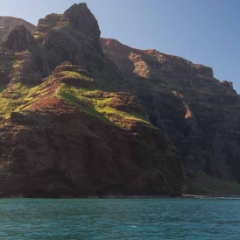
34;2;104;73
0;16;36;43
1;25;36;51
64;3;101;38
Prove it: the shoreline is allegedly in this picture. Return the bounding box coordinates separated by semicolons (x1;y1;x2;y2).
1;194;240;200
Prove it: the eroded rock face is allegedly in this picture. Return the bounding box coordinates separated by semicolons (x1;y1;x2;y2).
64;3;101;40
0;16;36;42
1;25;36;51
0;26;43;86
0;4;184;197
101;38;240;184
0;63;183;197
34;3;104;74
1;2;240;196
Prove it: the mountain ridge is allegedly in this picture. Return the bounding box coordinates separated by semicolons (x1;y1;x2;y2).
0;4;183;198
0;3;240;197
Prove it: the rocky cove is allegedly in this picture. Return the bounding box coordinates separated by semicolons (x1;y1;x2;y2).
0;3;239;198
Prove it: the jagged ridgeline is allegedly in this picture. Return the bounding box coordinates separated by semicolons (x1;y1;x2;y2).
0;3;182;197
0;3;239;198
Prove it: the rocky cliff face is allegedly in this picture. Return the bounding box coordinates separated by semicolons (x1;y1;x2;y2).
101;38;240;194
0;4;183;197
0;16;35;42
1;3;239;197
34;3;105;75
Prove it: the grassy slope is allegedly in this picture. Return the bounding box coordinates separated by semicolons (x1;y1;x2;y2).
0;69;152;130
58;84;150;128
57;71;152;129
0;83;38;119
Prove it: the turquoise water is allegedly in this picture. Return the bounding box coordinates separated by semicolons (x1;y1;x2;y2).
0;198;240;239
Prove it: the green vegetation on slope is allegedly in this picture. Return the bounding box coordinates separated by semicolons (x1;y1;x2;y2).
0;67;152;130
0;83;38;119
56;71;151;129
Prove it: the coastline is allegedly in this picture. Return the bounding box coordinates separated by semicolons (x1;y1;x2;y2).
1;193;240;200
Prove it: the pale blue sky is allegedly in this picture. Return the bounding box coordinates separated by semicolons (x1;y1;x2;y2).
1;0;240;92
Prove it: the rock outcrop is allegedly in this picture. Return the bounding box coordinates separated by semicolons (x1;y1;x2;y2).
0;25;42;86
34;3;104;75
0;16;36;42
1;25;36;51
0;4;183;197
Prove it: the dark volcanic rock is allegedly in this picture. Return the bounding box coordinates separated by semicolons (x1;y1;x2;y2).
1;25;36;51
0;63;183;197
64;3;101;40
2;2;239;197
0;25;43;86
0;16;36;43
34;3;104;74
0;2;239;197
101;38;240;185
0;4;184;197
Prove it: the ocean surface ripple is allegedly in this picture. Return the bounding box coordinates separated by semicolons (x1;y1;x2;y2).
0;198;239;239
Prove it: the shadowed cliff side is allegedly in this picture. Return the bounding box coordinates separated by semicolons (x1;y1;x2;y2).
0;16;36;42
101;38;240;195
34;3;104;75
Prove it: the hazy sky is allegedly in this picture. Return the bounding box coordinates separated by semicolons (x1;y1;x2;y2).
1;0;240;92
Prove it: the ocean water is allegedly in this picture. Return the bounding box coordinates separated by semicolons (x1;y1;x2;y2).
0;198;240;240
